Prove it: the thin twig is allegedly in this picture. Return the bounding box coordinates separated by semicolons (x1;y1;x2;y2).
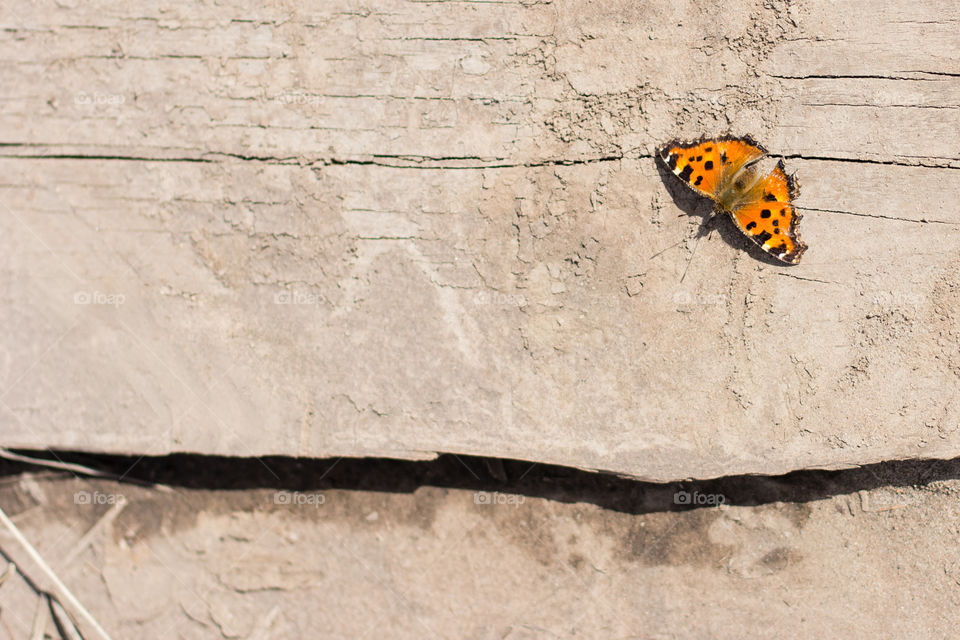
649;240;682;260
62;500;127;566
49;598;83;640
0;450;114;480
0;562;14;587
0;506;113;640
0;608;16;640
0;449;173;492
30;595;49;640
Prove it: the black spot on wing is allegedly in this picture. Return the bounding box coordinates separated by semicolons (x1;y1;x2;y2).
705;146;713;152
764;192;777;202
720;152;728;164
668;154;678;170
678;164;694;182
754;230;773;245
760;209;771;218
694;175;703;186
696;155;703;162
745;221;757;231
772;219;779;227
703;160;714;171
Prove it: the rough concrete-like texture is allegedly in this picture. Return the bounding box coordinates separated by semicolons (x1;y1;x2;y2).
1;0;959;480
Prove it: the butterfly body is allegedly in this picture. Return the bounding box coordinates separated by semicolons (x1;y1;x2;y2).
713;163;758;211
658;136;807;264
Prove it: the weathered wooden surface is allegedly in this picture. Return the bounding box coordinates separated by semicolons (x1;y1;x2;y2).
1;0;958;480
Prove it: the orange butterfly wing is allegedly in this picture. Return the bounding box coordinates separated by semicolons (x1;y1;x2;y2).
728;160;807;264
658;140;724;198
658;136;766;200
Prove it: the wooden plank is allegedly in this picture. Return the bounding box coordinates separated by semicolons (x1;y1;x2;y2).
0;0;958;480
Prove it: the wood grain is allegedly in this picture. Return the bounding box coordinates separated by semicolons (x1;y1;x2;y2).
1;0;958;480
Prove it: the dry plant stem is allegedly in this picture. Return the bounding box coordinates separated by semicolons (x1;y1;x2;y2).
0;449;174;492
0;449;115;480
30;596;50;640
0;506;114;640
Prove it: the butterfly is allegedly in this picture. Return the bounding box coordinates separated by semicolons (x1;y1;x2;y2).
657;135;807;264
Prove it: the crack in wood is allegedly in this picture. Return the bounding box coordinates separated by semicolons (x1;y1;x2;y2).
772;73;947;82
1;149;956;171
801;205;960;227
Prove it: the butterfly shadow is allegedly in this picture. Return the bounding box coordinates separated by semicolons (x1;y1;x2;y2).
654;160;789;268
